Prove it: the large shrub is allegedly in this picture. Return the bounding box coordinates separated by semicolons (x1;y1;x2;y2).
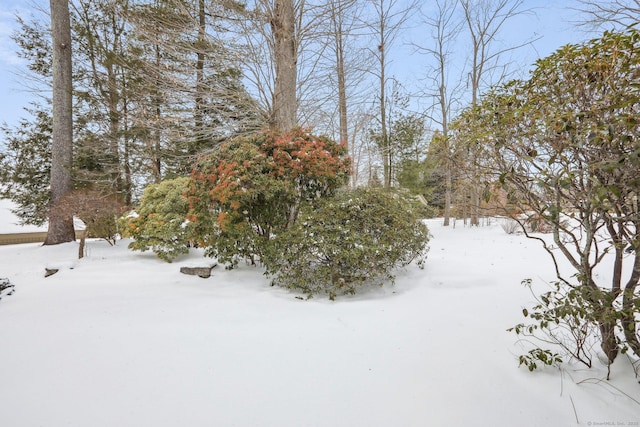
263;188;430;299
459;29;640;368
120;177;195;262
187;128;350;267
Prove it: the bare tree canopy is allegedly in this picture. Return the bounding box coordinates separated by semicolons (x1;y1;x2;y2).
576;0;640;29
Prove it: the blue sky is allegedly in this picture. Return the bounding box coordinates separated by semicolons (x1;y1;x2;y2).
1;0;39;130
0;0;589;134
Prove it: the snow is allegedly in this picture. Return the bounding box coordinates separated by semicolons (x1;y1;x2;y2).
0;204;639;426
0;199;47;233
0;199;85;233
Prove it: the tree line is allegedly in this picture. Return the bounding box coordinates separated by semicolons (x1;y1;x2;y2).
0;0;637;237
1;0;544;237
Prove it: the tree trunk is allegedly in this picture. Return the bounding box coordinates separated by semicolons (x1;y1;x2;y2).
194;0;206;151
470;184;480;226
152;39;162;183
107;64;122;192
621;249;640;358
122;90;133;205
271;0;297;131
440;76;451;225
599;321;619;364
379;14;389;188
443;167;452;226
45;0;75;245
333;7;348;148
78;233;86;259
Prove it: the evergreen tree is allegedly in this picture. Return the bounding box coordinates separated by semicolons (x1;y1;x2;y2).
2;0;263;226
0;105;52;225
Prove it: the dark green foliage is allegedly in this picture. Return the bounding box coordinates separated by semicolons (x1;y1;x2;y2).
508;279;621;371
119;177;195;262
86;214;119;242
396;159;443;216
369;110;428;188
0;106;52;226
518;349;563;372
187;140;284;265
186;129;351;267
0;278;14;301
264;188;430;299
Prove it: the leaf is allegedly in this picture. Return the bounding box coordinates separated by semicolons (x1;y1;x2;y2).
499;171;507;184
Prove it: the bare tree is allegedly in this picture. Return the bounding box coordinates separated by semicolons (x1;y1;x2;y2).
575;0;640;30
45;0;76;245
327;0;357;147
460;0;533;225
461;0;532;106
318;0;374;188
417;0;463;225
365;0;418;188
348;108;376;186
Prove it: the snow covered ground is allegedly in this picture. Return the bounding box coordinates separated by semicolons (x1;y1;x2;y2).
0;205;639;426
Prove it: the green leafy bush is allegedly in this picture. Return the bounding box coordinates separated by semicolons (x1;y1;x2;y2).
508;279;615;372
186;128;350;267
264;188;430;299
517;349;563;372
120;177;195;262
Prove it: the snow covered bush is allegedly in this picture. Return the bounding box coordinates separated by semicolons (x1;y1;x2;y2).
263;188;430;300
0;278;14;301
119;177;195;262
509;279;602;372
186;128;350;267
500;218;520;235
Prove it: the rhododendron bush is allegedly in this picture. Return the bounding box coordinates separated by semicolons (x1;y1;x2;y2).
119;177;196;262
187;128;350;266
263;188;430;299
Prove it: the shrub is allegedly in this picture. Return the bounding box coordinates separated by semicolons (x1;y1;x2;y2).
0;278;14;301
263;188;430;299
56;189;125;243
120;177;195;262
53;189;127;258
508;279;617;375
186;128;350;267
500;218;520;235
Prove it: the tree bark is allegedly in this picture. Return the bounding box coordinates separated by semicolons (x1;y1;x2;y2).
621;246;640;358
271;0;297;131
194;0;206;150
45;0;75;245
461;0;527;226
331;0;349;149
376;0;390;188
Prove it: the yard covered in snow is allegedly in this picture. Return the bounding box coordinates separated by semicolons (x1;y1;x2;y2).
0;215;639;426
